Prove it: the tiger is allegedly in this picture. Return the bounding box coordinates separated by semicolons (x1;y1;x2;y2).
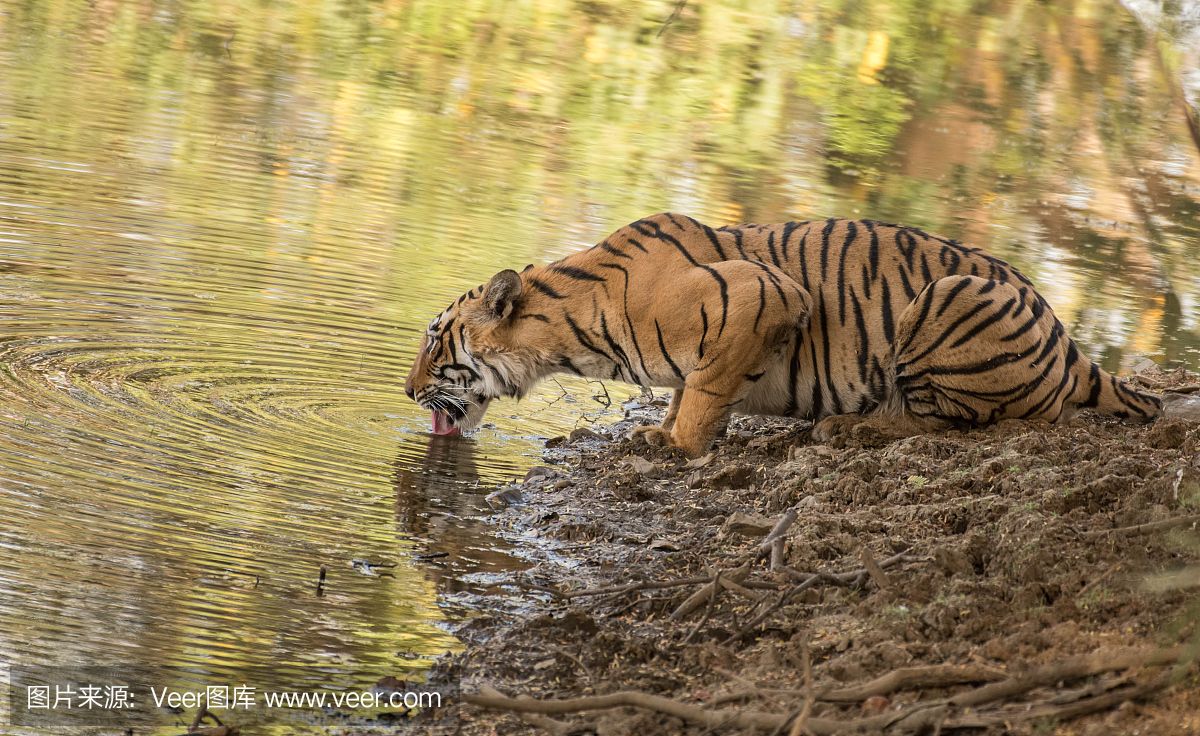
404;213;1161;456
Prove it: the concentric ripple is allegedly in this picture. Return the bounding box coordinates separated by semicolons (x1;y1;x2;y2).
0;1;630;705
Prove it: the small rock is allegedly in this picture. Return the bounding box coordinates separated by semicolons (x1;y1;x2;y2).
1163;393;1200;423
524;466;560;483
648;538;680;552
862;695;890;715
553;479;573;491
545;435;567;448
720;511;775;538
685;452;716;470
1130;356;1159;375
704;463;758;490
569;427;603;443
485;486;523;508
627;455;664;477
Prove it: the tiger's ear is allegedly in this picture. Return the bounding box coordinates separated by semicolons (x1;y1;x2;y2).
482;269;522;321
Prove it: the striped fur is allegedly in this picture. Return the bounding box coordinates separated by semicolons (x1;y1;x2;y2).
404;213;1161;455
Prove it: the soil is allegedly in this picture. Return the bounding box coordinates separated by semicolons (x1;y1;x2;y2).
421;365;1200;735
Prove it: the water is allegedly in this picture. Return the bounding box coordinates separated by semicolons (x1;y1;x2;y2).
0;0;1197;730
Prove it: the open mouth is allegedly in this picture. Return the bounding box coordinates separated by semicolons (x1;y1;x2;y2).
424;391;491;437
430;409;461;436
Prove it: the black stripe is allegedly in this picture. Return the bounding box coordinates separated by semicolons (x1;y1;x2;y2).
559;357;583;375
896;229;917;271
655;320;685;381
599;312;634;381
935;277;974;319
642;220;699;265
820;218;836;280
749;260;789;307
745;371;766;382
518;313;551;323
550;264;605;282
615;267;653;383
837;220;857;327
754;277;767;332
896;282;939;357
767;231;781;267
784;327;802;416
850;287;869;385
780;221;801;262
626;237;649;253
880;277;895;345
919;251;933;284
564;313;612;362
903;299;995;366
900;342;1039;381
816;291;843;414
698;222;728;260
897;267;917;301
731;228;747;258
865;220;879;281
698;304;709;359
599;241;632;259
998;310;1042;343
1082;362;1102;408
948;297;1017;348
529;278;565;299
797;232;810;289
438;362;480;381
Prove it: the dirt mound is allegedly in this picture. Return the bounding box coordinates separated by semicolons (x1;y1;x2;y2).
426;366;1200;735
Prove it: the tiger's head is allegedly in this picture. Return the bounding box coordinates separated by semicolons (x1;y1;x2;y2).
404;269;550;436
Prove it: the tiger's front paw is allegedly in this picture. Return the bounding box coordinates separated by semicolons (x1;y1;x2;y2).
631;424;673;448
811;414;862;445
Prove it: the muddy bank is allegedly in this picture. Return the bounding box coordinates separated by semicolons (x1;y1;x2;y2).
425;366;1200;735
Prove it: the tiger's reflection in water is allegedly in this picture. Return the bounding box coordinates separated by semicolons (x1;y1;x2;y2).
390;434;525;597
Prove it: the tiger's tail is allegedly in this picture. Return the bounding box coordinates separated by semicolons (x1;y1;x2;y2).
1067;340;1162;422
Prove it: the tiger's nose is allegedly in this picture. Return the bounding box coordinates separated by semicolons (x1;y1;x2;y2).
405;385;415;400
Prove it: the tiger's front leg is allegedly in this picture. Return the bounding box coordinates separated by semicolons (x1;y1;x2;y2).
631;389;683;447
634;261;811;457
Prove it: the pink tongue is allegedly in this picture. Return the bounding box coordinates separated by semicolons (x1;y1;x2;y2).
431;410;461;436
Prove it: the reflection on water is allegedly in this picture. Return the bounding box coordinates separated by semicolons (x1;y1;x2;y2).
0;0;1197;730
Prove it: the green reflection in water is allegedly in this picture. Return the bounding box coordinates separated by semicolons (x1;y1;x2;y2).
0;0;1197;732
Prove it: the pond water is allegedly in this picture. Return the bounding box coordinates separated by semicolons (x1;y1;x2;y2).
0;0;1198;731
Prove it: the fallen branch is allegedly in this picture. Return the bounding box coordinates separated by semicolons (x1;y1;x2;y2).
787;636;814;736
464;646;1191;735
671;565;748;620
820;663;1006;702
859;546;891;591
946;670;1176;729
1083;513;1200;538
949;645;1185;707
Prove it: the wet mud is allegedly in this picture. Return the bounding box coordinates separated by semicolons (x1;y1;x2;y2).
425;365;1200;735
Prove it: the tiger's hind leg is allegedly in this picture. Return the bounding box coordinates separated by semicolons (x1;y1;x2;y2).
815;274;1078;445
